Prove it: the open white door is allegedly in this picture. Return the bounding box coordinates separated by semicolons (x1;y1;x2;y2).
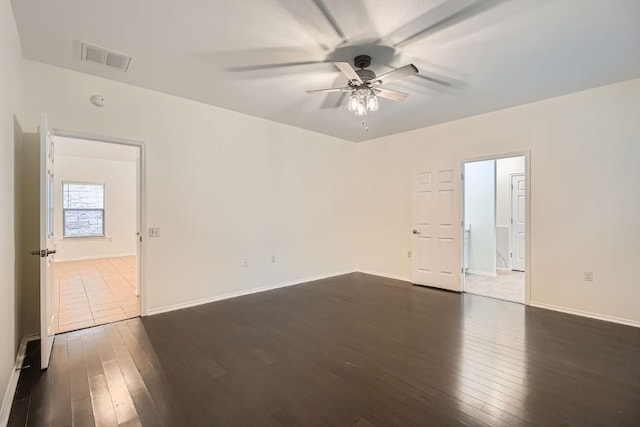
510;174;525;272
411;167;461;292
38;113;56;369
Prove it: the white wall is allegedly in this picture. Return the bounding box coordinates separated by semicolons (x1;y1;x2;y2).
464;160;496;275
54;154;137;262
0;0;23;418
357;78;640;324
15;45;640;329
496;156;525;227
496;156;525;268
21;60;358;313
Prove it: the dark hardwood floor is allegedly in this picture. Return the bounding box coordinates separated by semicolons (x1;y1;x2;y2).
8;272;640;426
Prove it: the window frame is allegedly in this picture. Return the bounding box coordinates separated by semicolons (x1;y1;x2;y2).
62;181;106;238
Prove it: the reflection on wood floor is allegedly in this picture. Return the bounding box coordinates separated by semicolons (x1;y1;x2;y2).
10;272;640;426
53;256;139;333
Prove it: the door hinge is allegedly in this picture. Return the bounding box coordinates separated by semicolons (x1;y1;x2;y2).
511;218;513;224
510;252;513;258
461;173;464;181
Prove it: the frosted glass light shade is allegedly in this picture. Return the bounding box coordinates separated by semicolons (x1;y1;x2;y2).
355;99;367;116
348;94;359;112
366;94;378;112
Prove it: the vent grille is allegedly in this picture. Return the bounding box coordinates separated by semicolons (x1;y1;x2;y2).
80;42;131;72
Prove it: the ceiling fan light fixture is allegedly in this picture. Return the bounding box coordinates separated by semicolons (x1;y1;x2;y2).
355;98;367;116
366;93;378;112
348;93;359;112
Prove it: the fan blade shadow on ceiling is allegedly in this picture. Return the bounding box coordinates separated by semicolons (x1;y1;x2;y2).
276;0;378;48
199;47;331;74
382;0;508;48
311;0;346;42
275;0;346;47
228;61;329;72
321;92;347;110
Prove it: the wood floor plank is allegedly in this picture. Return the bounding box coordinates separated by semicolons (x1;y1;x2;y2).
8;272;640;426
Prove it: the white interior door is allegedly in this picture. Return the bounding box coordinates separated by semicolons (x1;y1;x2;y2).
411;167;461;291
510;174;525;272
39;113;56;369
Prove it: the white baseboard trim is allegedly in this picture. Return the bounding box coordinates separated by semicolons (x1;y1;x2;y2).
465;270;497;277
0;333;38;427
356;269;411;283
530;302;640;328
55;253;136;263
146;269;357;316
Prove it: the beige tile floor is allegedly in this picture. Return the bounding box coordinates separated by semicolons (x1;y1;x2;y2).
53;256;139;334
464;269;525;303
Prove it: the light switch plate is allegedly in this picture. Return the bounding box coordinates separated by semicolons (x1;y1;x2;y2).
149;227;160;237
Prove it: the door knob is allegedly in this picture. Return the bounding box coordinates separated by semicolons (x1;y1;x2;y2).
412;229;421;235
30;249;57;257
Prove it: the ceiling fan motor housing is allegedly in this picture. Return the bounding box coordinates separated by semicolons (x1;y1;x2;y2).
354;54;371;69
356;69;376;82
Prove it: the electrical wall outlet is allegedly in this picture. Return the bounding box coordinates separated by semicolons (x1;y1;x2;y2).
271;255;276;263
584;271;594;282
148;227;160;237
243;259;248;267
407;250;412;258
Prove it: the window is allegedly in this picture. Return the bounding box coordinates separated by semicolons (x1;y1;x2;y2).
63;182;105;237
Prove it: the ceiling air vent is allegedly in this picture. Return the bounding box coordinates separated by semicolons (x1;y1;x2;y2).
80;42;132;72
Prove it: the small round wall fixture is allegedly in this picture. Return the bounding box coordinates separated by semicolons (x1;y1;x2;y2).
90;95;106;107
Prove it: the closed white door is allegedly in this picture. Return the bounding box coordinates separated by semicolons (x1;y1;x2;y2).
39;113;56;369
510;174;525;272
411;168;461;291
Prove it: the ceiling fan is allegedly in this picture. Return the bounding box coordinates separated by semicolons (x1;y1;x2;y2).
306;55;418;116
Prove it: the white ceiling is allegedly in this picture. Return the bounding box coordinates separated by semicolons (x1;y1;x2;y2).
12;0;640;142
56;137;138;163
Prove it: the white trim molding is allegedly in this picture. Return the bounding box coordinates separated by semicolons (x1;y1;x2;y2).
0;334;39;426
530;302;640;328
146;269;357;316
54;252;137;263
464;270;497;277
356;269;411;283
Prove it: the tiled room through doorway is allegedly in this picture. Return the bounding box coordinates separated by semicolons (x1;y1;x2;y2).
464;269;525;303
53;256;139;333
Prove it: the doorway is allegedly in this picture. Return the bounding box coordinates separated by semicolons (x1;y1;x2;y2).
51;136;142;333
462;155;526;303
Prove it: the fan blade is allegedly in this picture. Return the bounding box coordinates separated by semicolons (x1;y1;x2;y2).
373;64;419;85
334;62;363;84
306;87;349;94
375;88;409;102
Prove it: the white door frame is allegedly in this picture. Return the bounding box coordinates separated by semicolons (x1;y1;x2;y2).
460;150;531;305
509;173;525;271
52;129;148;316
